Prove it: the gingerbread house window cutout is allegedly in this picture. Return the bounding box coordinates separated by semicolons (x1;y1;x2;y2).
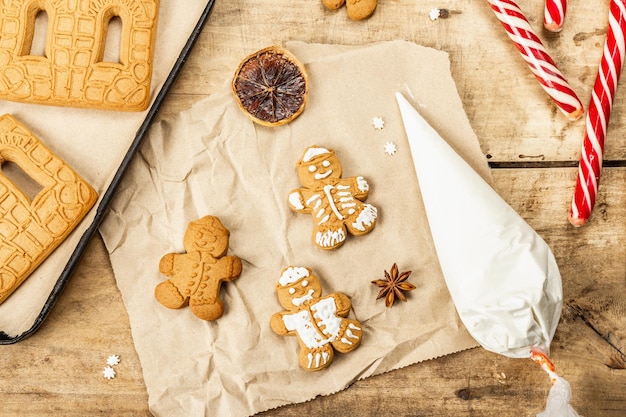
0;0;159;111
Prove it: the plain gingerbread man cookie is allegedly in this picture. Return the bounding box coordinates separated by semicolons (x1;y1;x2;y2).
270;266;363;371
155;215;242;321
288;145;378;250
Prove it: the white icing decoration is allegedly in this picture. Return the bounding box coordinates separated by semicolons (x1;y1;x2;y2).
306;194;320;205
301;280;308;287
316;228;346;248
319;214;330;224
323;185;344;220
289;288;296;294
289;192;305;210
356;176;369;192
283;309;327;348
314;169;333;180
292;289;314;306
322;160;330;167
282;297;355;368
279;266;310;286
302;147;331;162
352;204;377;231
308;165;317;172
311;298;342;339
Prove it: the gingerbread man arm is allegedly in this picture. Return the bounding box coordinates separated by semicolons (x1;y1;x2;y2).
270;311;290;335
328;293;352;317
348;176;370;200
217;255;242;281
288;188;311;213
158;253;176;276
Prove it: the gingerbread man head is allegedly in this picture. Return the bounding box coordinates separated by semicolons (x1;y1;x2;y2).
183;216;230;256
275;266;323;310
296;146;342;188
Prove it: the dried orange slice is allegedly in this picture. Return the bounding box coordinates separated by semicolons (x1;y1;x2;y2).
232;46;308;127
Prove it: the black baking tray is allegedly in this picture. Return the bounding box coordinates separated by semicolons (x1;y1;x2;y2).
0;0;216;345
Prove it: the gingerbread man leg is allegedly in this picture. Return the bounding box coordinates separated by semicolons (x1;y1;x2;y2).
298;342;335;371
154;280;187;309
313;223;347;250
189;256;242;321
190;295;224;321
331;319;363;353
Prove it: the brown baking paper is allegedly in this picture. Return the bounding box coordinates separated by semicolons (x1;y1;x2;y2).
0;2;213;337
100;40;488;417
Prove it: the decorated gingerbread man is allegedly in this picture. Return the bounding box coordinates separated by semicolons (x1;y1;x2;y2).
155;215;242;321
270;266;363;371
288;145;378;250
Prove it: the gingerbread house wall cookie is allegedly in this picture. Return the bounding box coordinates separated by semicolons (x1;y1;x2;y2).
0;0;159;111
0;114;98;304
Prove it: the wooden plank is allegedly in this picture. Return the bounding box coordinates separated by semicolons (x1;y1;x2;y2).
156;0;626;163
1;168;624;416
2;1;626;415
0;236;150;417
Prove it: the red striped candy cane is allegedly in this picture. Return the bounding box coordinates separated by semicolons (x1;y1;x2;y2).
570;0;626;226
544;0;567;32
487;0;583;120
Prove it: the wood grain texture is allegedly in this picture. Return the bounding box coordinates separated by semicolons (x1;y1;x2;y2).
1;0;625;416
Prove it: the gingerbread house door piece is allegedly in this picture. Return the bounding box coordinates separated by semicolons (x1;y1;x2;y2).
0;114;98;304
0;0;159;111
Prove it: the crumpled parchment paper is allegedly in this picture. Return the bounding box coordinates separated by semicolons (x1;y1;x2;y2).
99;40;488;417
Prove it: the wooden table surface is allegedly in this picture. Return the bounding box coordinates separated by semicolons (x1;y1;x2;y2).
2;1;626;416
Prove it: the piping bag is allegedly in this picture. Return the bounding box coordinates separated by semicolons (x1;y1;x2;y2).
395;92;582;417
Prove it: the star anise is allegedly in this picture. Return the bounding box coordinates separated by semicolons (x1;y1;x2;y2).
371;263;416;307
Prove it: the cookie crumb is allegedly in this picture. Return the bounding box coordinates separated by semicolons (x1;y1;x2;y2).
372;116;385;130
384;142;397;156
103;366;116;380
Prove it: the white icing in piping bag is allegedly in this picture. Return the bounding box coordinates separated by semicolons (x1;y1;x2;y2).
396;92;582;416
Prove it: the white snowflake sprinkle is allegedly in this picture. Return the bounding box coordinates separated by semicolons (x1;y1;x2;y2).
106;355;120;367
103;366;116;380
372;117;385;130
384;142;397;156
429;8;441;21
